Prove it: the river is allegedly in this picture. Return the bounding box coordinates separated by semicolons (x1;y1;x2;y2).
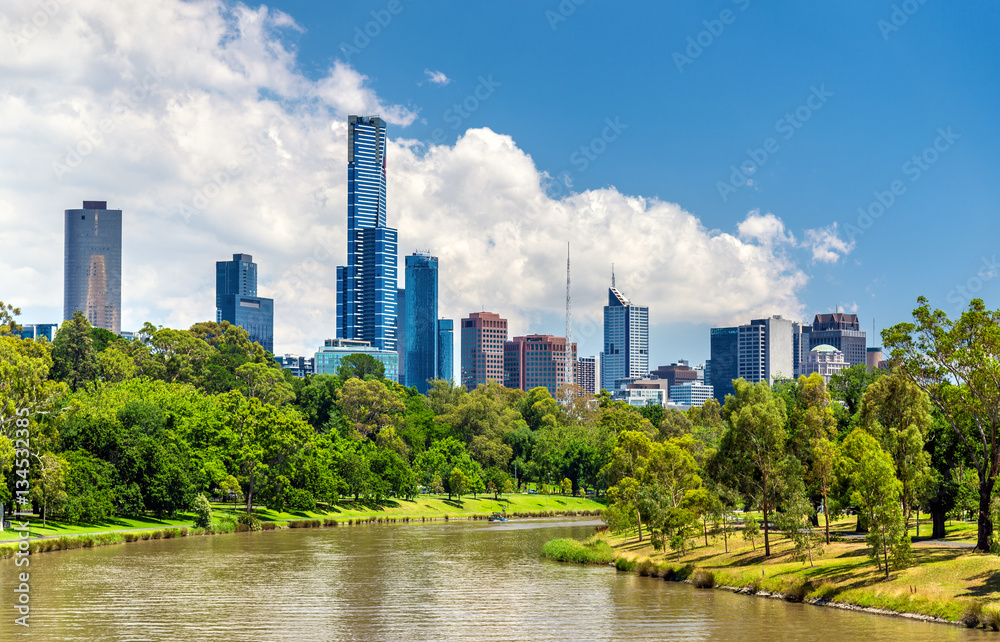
1;518;989;640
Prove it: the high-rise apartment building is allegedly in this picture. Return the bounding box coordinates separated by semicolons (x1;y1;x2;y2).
709;327;738;402
438;319;454;384
503;334;577;396
216;253;274;353
807;313;866;367
337;115;398;352
396;287;406;385
599;282;649;392
404;252;439;394
460;312;507;391
576;356;597;395
64;201;122;333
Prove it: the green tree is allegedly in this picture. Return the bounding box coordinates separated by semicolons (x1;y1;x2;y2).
560;477;573;495
742;514;760;551
449;467;468;501
31;453;67;527
237;361;294;405
839;428;911;578
51;312;99;391
192;493;213;528
337;378;405;438
884;297;1000;552
0;301;23;336
716;379;788;557
337;353;385;380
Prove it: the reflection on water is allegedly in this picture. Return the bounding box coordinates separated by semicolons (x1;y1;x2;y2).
0;518;989;641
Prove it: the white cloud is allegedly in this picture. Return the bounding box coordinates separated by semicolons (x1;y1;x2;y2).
0;0;817;362
422;69;451;86
804;223;855;264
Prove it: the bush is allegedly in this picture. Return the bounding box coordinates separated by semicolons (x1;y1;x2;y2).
980;605;1000;631
615;557;637;572
287;489;316;512
661;565;677;581
784;581;812;603
675;563;695;581
636;559;656;576
192;494;213;528
961;602;984;628
691;570;715;589
237;513;262;532
747;578;761;594
542;538;615;565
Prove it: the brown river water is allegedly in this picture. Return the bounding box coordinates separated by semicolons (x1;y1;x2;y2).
0;518;990;640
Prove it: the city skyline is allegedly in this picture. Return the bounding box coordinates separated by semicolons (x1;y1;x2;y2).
3;2;997;384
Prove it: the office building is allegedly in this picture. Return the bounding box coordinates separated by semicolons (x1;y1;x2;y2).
799;344;849;382
867;346;885;370
275;354;316;378
64;201;122;333
315;338;399;381
611;382;666;407
576;356;597;395
216;253;274;353
404;252;439;394
650;362;699;391
503;334;577;396
336;115;398;351
600;280;649;392
669;382;715;408
806;313;866;367
709;326;738;402
396;287;406;385
460;311;507;390
737;315;794;384
17;323;59;342
438;319;454;383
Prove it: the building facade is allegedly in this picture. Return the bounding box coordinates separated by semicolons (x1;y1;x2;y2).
17;323;59;342
503;334;577;396
460;312;507;390
274;354;316;378
709;326;738;402
799;344;849;382
576;356;597;395
669;382;715;408
806;313;866;367
404;252;438;394
336;115;398;351
737;316;794;384
396;287;406;385
216;253;274;354
600;283;649;392
315;338;399;381
64;201;122;333
650;362;699;391
438;318;454;383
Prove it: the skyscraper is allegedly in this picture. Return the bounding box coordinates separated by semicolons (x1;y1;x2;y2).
396;287;406;385
503;334;577;396
336;115;398;353
807;313;866;367
599;280;648;392
404;252;439;394
709;326;738;402
576;356;597;395
64;201;122;333
216;253;274;353
438;319;454;384
737;316;794;384
460;311;507;391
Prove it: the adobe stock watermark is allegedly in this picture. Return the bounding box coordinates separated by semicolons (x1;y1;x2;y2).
844;126;959;241
947;255;1000;312
673;0;752;73
52;65;171;180
425;75;502;145
6;0;71;56
11;407;33;627
716;84;833;201
177;112;292;221
545;0;586;31
339;0;407;61
878;0;930;41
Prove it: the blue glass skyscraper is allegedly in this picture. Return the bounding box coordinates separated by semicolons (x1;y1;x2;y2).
404;252;438;393
216;253;274;354
337;115;398;353
64;201;122;333
438;319;454;384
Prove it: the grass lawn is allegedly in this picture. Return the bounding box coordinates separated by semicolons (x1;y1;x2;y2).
603;516;998;622
1;493;604;542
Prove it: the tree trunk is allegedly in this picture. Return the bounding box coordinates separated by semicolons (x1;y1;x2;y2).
822;489;830;545
976;475;996;553
703;516;708;547
245;472;256;515
637;511;643;542
882;515;890;579
723;515;729;553
763;507;771;557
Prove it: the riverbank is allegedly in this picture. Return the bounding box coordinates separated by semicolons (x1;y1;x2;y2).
0;494;604;559
546;520;1000;628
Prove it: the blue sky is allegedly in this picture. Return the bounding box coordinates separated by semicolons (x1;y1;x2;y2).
271;0;999;363
1;0;997;374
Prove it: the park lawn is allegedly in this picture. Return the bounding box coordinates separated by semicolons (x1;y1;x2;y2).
603;520;1000;622
228;493;605;523
0;513;201;541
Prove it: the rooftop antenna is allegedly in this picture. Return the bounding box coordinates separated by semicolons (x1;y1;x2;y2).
611;263;616;289
565;242;573;392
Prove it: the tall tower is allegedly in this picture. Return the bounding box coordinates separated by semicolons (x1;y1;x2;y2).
337;115;398;353
599;276;649;392
404;252;439;394
216;253;274;353
64;201;122;334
